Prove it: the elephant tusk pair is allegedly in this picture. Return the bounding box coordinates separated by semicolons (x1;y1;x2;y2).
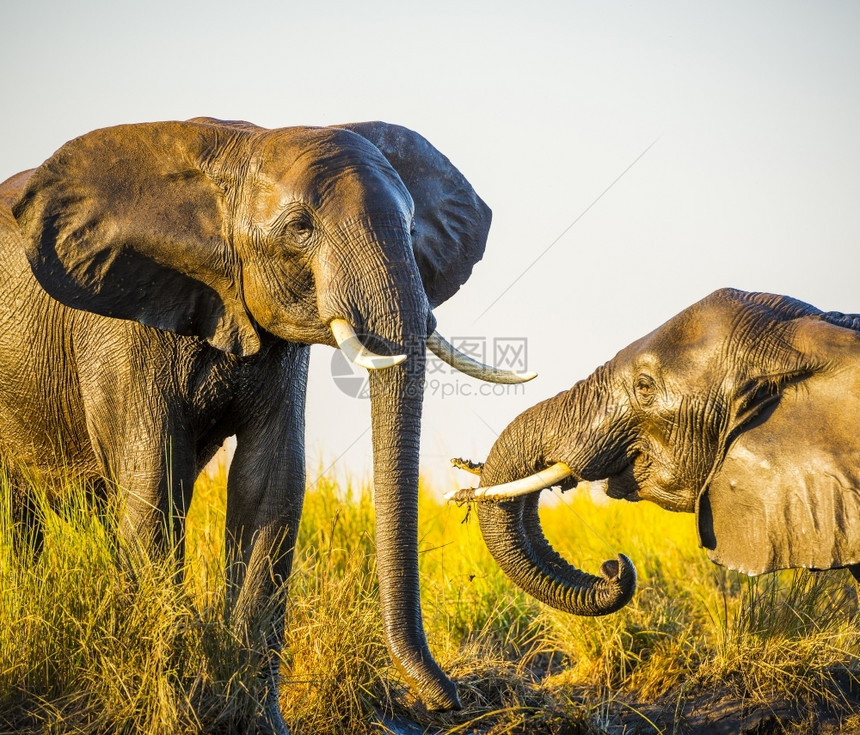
444;461;572;502
330;319;538;384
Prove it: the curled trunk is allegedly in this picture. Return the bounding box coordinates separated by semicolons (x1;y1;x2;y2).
475;388;636;616
476;493;635;615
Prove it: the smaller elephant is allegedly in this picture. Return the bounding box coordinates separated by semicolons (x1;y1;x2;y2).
451;288;860;614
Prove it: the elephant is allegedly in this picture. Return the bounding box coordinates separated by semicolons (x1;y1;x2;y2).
450;288;860;616
0;116;533;730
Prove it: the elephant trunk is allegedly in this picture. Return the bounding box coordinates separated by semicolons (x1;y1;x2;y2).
475;381;636;616
368;355;460;710
334;232;458;710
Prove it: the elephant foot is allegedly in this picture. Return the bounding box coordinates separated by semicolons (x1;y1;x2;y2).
256;689;289;735
256;707;288;735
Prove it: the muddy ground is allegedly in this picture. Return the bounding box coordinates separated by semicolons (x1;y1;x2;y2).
377;677;860;735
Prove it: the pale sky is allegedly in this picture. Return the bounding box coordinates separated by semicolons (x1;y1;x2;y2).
2;1;859;493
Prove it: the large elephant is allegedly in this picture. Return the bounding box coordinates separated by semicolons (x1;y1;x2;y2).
0;117;531;730
452;288;860;615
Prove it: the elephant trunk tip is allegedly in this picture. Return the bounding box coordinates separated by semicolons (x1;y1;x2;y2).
601;558;621;579
402;664;462;711
599;553;637;611
423;684;462;712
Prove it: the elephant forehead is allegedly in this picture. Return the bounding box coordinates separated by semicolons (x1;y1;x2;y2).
247;175;414;236
622;303;740;372
248;147;413;226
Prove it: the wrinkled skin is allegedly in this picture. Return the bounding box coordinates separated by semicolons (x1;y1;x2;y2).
473;288;860;615
0;117;492;727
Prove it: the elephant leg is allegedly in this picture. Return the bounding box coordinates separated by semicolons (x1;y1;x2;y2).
116;434;196;565
73;324;204;564
225;342;309;734
83;399;197;564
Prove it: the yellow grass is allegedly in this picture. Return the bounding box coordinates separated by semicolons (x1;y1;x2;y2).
0;467;859;733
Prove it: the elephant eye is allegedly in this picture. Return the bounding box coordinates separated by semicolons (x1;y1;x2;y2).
635;374;657;405
284;215;314;244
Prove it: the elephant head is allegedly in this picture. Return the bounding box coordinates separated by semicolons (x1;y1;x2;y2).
457;288;860;614
12;117;529;709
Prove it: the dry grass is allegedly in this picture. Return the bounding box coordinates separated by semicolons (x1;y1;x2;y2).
0;469;859;733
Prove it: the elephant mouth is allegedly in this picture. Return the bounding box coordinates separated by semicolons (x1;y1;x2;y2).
606;456;699;512
604;464;642;502
604;447;655;503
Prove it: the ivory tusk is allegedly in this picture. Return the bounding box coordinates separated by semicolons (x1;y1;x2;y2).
426;331;537;384
330;319;407;370
444;462;572;502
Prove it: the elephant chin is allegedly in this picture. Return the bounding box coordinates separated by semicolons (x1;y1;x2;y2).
475;492;636;616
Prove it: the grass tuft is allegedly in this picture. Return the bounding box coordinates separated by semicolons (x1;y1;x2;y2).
705;568;860;708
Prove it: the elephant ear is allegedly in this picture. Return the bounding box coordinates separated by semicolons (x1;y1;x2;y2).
334;122;490;308
697;318;860;575
12;121;261;355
